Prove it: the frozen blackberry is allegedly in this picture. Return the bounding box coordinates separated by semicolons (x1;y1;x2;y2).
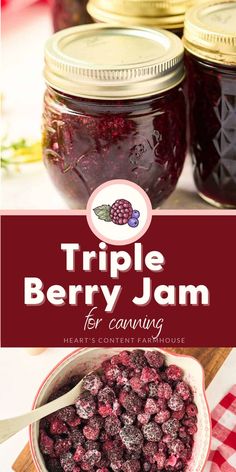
105;415;121;436
110;199;133;225
54;438;72;458
162;418;180;435
82;373;103;395
122;459;141;472
75;392;96;419
142;422;162;442
60;452;75;472
123;391;142;414
120;425;143;451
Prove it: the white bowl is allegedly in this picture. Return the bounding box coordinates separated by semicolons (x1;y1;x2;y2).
30;348;212;472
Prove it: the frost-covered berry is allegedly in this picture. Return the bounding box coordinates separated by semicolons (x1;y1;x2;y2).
105;415;121;436
154;410;170;424
82;373;103;395
120;425;143;451
60;452;75;472
54;438;72;458
75;393;96;419
166;365;183;381
162;418;180;435
142;422;162;442
186;403;198;417
128;218;139;228
122;459;141;472
176;381;191;400
157;382;172;400
144;351;165;368
168;394;184;412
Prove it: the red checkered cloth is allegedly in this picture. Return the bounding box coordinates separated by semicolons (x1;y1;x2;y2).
205;385;236;472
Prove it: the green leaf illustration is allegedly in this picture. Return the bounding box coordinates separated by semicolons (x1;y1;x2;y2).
93;204;112;222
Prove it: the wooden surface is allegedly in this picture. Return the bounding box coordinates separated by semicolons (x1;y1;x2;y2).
12;347;231;472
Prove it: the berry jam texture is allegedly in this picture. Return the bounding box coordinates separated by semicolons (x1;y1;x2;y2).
43;86;186;209
39;350;197;471
186;52;236;207
52;0;92;32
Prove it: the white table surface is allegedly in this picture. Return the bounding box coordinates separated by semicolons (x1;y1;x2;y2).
0;347;236;471
1;2;214;211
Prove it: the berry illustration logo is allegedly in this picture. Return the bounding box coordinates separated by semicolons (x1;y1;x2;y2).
93;199;141;228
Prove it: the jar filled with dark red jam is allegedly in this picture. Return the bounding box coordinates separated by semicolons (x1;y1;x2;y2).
51;0;92;32
184;0;236;208
87;0;190;35
43;24;186;209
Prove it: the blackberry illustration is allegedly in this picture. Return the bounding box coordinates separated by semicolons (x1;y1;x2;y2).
93;199;140;228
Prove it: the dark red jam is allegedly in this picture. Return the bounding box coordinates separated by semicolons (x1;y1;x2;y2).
39;350;198;472
186;52;236;207
43;86;186;209
51;0;92;32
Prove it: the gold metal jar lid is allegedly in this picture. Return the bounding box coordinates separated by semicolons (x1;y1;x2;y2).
87;0;189;29
44;24;184;100
184;0;236;65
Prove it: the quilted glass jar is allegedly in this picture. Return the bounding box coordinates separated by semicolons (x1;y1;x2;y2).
43;25;186;209
184;0;236;208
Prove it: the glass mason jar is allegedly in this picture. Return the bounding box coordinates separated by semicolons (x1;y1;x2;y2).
51;0;92;32
43;25;186;209
87;0;191;35
184;0;236;208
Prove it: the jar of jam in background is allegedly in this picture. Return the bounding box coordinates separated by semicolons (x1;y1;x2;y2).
43;25;186;209
87;0;191;35
51;0;92;32
184;0;236;208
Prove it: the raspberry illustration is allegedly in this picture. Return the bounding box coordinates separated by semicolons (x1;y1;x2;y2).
93;199;141;228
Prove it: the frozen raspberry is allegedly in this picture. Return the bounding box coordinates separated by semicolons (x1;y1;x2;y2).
172;407;186;420
120;425;143;451
81;450;101;468
142;422;162;442
144;351;165;368
154;409;170;424
182;416;197;427
168;394;184;411
117;369;130;386
122;459;141;472
82;373;103;395
60;452;75;472
50;418;68;435
141;367;159;384
168;439;185;455
123;391;142;414
39;431;54;456
187;424;198;435
178;426;187;439
110;200;133;225
163;433;177;444
73;445;85;462
55;438;72;458
110;460;124;471
165;454;178;468
105;415;121;436
104;364;121;382
72;467;81;472
98;386;116;404
76;393;96;419
130;376;144;393
143;442;158;457
118;351;131;366
175;381;191;400
137;413;150;425
57;406;77;424
162;418;180;435
98;403;113;417
143;462;151;471
88;415;104;429
186;403;198;417
121;412;136;425
166;365;183;381
144;398;160;415
83;425;100;440
67;416;81;428
157;382;172;400
153;451;166;469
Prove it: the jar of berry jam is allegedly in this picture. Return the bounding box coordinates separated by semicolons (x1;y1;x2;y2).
87;0;190;35
184;0;236;208
51;0;92;32
43;24;186;209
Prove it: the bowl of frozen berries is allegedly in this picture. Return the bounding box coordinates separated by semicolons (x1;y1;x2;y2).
30;348;211;472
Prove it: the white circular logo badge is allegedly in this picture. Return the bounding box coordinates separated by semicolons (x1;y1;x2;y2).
87;180;152;245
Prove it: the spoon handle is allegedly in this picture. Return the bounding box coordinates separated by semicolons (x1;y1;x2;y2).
0;392;74;444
